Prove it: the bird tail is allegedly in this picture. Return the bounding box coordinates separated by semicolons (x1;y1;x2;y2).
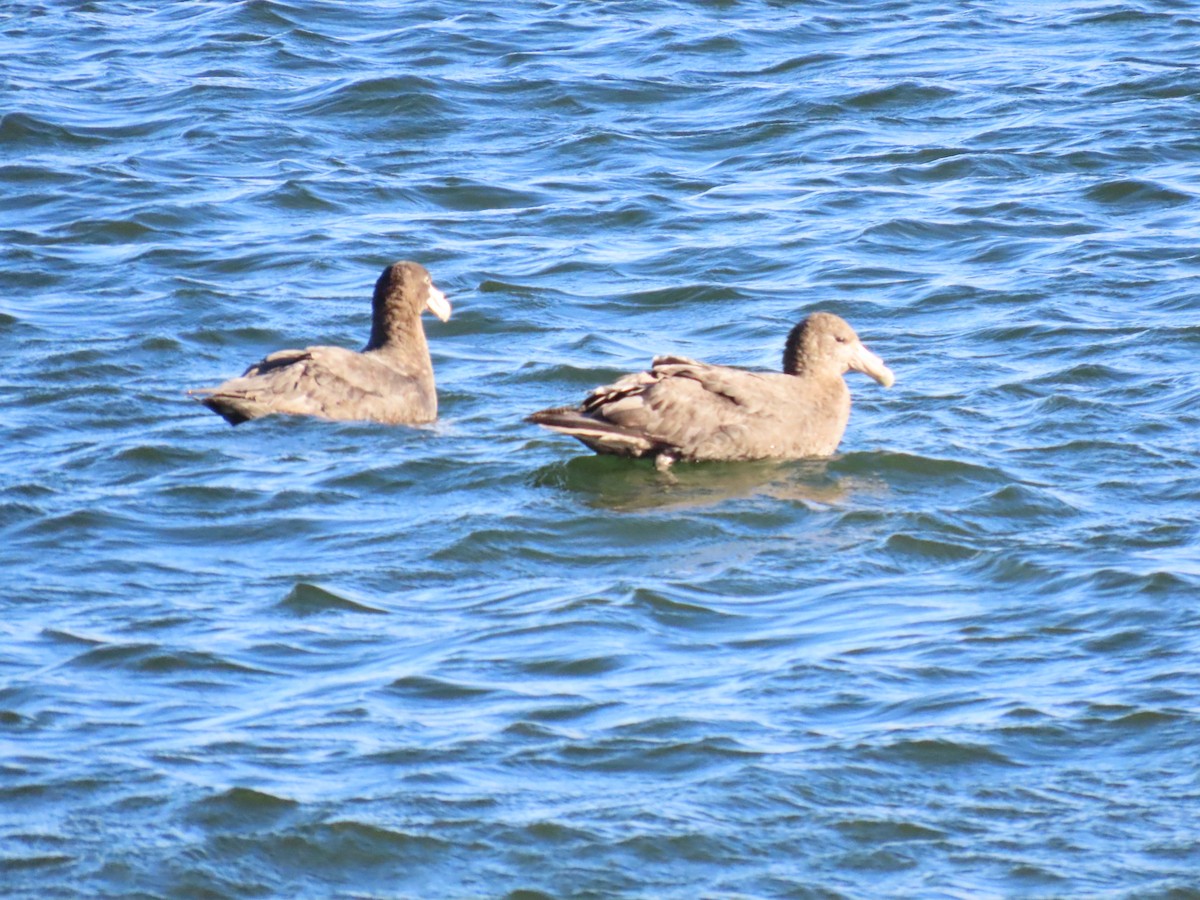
187;388;257;426
526;407;656;456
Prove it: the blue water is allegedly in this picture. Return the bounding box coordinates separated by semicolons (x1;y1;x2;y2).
3;1;1200;896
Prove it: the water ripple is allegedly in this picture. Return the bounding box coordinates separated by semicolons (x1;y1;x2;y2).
3;0;1200;897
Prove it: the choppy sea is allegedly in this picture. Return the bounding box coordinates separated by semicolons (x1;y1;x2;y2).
2;1;1199;896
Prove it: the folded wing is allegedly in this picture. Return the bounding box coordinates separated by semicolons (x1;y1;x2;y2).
529;359;777;461
192;346;435;425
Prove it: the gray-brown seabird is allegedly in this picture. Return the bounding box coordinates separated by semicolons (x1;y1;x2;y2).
192;261;450;426
528;312;893;469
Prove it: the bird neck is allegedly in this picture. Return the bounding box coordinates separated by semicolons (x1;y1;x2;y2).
782;326;812;376
783;333;836;380
364;317;429;366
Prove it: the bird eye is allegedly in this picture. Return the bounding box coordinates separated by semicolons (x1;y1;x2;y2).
835;335;848;343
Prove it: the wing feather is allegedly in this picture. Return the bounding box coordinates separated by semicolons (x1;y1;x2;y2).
193;346;435;425
533;361;783;460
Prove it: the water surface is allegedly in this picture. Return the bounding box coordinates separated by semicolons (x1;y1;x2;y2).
2;1;1199;896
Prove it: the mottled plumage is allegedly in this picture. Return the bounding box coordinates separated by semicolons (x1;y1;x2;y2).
528;312;893;469
192;261;450;426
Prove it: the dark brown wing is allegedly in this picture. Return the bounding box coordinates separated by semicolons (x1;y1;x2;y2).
529;361;780;460
193;345;436;425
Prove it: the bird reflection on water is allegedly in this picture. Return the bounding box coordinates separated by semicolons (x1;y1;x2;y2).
531;453;891;513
